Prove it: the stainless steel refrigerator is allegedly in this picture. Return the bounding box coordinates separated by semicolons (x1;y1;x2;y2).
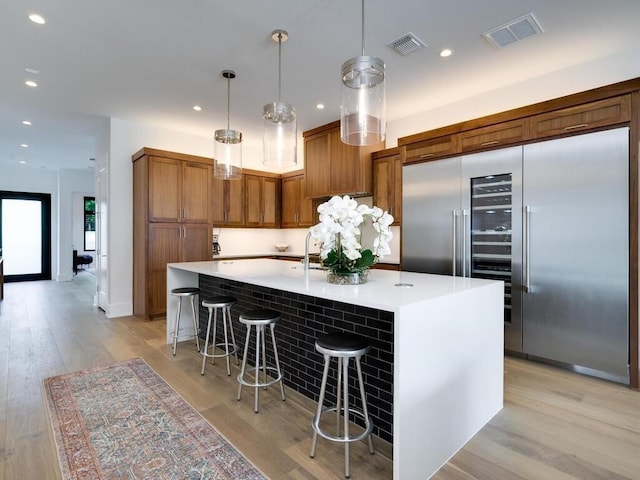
402;127;629;383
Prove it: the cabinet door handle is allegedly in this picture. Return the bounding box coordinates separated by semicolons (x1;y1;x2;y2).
419;153;434;159
389;206;393;215
481;140;500;146
564;123;588;131
524;205;531;293
452;210;459;276
462;210;469;277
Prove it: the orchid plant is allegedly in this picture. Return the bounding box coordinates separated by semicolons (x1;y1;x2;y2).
309;195;394;275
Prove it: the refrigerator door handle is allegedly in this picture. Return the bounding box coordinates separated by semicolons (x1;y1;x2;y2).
462;209;469;277
452;210;459;276
524;205;531;292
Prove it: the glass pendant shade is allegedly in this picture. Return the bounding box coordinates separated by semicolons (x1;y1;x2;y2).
340;0;386;146
214;128;242;180
214;70;242;180
340;55;386;146
263;101;297;167
263;29;297;168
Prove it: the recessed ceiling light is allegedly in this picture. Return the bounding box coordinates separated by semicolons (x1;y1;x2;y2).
25;80;38;87
22;120;32;125
440;48;453;57
20;144;29;148
316;103;325;110
29;13;46;25
19;160;27;164
193;105;202;111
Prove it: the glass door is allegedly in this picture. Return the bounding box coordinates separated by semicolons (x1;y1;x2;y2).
0;191;51;281
461;147;523;352
470;174;513;321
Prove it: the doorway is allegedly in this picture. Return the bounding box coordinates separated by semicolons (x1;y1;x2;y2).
0;191;52;282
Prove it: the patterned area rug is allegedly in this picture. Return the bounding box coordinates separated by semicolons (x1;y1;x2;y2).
44;358;267;480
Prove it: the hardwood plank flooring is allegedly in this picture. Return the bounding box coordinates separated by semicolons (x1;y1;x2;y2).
0;274;639;479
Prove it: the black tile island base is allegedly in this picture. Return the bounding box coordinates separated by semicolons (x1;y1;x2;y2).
198;274;395;443
167;259;503;479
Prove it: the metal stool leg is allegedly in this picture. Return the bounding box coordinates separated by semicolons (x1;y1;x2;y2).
270;323;286;401
172;296;183;356
310;353;331;458
201;306;215;375
254;324;262;412
237;324;252;402
190;294;200;352
343;357;351;478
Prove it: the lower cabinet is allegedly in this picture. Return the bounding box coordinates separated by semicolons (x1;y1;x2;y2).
137;223;211;320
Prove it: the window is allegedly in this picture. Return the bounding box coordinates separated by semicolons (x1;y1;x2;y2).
84;196;96;251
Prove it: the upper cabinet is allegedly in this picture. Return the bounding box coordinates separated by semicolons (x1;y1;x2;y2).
530;96;631;139
372;148;402;225
148;156;211;223
281;171;317;228
458;118;529;153
303;120;384;198
211;175;245;226
403;135;457;164
244;172;281;228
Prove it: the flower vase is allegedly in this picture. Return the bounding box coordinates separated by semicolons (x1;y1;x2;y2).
326;270;369;285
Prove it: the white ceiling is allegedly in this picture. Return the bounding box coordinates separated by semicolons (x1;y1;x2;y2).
2;0;640;172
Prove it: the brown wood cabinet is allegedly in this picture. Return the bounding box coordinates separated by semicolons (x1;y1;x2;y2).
244;173;280;227
530;95;631;139
132;148;214;320
211;175;245;226
303;120;384;198
281;171;316;227
372;148;402;225
458;118;529;153
148;156;210;223
403;135;457;164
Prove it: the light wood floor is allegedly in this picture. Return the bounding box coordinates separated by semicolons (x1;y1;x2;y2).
1;275;639;479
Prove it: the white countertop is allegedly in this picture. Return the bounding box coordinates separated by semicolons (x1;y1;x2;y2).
168;258;500;312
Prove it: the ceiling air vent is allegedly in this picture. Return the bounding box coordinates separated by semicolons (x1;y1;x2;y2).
483;13;543;49
386;32;426;56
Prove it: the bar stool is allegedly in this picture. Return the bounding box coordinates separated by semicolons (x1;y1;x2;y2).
170;287;201;356
201;296;239;376
236;309;286;413
310;331;374;479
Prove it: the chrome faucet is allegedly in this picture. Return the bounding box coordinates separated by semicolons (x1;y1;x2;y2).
304;231;312;270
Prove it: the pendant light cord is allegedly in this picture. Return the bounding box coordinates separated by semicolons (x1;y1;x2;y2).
277;32;283;102
361;0;365;56
226;75;231;130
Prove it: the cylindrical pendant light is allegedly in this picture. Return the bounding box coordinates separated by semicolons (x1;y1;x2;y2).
214;70;242;180
340;0;386;146
263;29;297;168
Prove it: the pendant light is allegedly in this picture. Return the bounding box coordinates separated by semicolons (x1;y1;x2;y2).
263;29;297;168
214;70;242;180
340;0;386;146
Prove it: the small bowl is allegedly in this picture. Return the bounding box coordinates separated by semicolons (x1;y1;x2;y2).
275;244;289;252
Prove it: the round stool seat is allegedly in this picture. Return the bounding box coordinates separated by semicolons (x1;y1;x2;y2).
239;309;281;325
316;332;370;357
171;287;200;296
202;295;236;308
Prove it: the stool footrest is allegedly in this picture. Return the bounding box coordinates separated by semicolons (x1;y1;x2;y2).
312;407;374;444
202;342;238;359
237;366;283;388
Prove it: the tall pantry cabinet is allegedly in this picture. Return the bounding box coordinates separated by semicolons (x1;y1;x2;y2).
133;148;213;320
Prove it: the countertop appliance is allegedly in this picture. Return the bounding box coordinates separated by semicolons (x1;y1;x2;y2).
402;127;630;384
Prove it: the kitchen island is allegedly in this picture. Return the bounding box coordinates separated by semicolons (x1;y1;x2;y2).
167;258;503;479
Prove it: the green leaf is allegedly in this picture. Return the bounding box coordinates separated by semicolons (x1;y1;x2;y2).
354;249;375;269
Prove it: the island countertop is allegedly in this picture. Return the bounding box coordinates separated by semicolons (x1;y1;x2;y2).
167;258;497;313
166;258;503;479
